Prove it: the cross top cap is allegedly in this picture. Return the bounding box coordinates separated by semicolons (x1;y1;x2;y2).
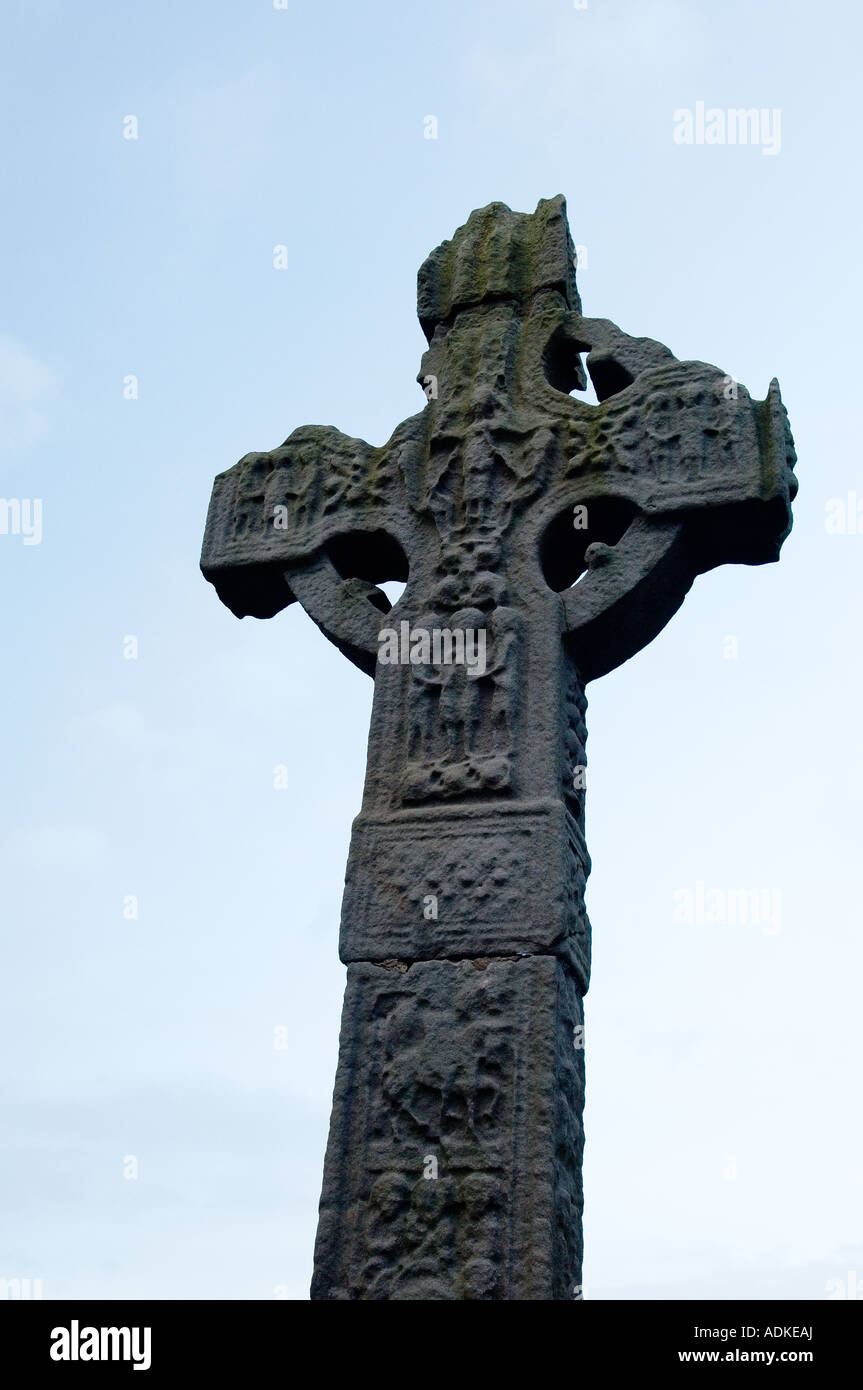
417;195;581;341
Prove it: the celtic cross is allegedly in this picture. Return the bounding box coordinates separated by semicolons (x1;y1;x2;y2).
202;196;796;1300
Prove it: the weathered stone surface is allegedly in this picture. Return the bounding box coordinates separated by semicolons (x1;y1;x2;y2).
201;195;796;1299
311;956;584;1301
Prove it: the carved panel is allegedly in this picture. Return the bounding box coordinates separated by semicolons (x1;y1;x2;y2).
340;802;590;985
559;364;767;513
401;603;522;803
311;956;585;1300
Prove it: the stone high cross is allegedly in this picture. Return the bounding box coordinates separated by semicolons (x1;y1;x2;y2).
201;197;797;1300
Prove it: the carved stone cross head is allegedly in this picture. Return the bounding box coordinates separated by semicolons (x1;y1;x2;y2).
202;197;796;1300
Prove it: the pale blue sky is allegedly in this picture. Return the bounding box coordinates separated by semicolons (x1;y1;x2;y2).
2;0;861;1300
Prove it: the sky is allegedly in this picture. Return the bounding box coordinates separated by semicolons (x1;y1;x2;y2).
1;0;861;1301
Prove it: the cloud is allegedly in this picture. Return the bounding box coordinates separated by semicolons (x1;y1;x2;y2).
0;1082;324;1298
169;65;283;216
587;1241;863;1300
0;333;57;455
0;824;109;875
462;0;704;119
65;702;196;792
74;703;169;751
